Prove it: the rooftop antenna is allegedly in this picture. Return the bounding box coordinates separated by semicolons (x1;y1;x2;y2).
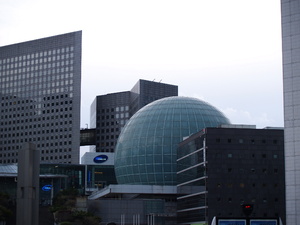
159;79;162;83
152;79;155;82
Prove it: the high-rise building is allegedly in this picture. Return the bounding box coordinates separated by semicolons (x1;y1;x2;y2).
177;125;285;225
281;1;300;224
0;31;82;164
90;79;178;152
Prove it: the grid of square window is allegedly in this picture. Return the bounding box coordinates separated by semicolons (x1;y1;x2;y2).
96;105;130;153
0;47;75;98
0;31;82;164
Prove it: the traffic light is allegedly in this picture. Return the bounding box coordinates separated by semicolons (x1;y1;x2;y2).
241;203;253;216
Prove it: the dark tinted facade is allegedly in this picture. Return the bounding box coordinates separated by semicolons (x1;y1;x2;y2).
177;126;285;225
90;79;178;152
130;79;179;113
80;128;96;146
0;31;82;164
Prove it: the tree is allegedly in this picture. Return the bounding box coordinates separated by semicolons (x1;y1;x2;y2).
0;192;13;222
50;188;101;225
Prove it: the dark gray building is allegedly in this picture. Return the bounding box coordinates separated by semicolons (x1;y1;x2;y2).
90;79;178;152
281;1;300;224
0;31;82;164
177;125;285;225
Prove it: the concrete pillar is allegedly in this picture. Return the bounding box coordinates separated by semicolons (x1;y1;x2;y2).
16;142;40;225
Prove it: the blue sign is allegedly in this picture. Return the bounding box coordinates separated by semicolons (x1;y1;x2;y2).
219;219;246;225
94;155;108;163
250;220;277;225
42;184;53;191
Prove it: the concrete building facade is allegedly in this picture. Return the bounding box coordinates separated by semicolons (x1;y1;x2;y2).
0;31;82;164
281;1;300;224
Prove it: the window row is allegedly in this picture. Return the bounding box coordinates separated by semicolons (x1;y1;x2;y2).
1;101;72;110
0;65;74;78
0;46;74;64
1;72;74;83
1;114;73;125
98;113;129;121
225;153;279;159
0;159;18;164
41;154;72;161
0;55;74;70
0;132;72;140
1;79;73;88
0;157;72;164
0;148;72;157
0;138;72;146
216;182;279;188
0;117;72;126
225;167;279;174
96;148;115;153
115;105;129;112
0;126;72;139
97;135;119;141
216;138;280;144
2;87;74;97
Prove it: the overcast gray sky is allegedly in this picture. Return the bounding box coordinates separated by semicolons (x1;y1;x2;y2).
0;0;283;129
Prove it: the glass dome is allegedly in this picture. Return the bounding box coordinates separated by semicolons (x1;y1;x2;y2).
114;96;230;185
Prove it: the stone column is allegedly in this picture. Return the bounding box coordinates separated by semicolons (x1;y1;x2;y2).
16;142;40;225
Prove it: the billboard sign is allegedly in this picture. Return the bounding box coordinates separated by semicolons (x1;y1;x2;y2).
42;184;53;191
93;155;108;163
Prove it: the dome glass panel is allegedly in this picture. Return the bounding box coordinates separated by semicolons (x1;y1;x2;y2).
114;96;230;185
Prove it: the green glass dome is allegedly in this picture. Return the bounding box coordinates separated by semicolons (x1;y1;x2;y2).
114;96;230;185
